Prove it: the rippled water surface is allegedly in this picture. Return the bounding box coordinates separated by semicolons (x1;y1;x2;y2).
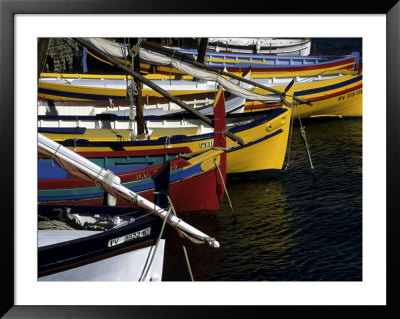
162;37;363;282
163;119;362;281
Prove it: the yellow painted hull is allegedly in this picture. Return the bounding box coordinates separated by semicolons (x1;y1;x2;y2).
41;107;292;175
38;73;361;119
245;74;362;118
298;88;362;118
38;80;214;101
226;112;291;175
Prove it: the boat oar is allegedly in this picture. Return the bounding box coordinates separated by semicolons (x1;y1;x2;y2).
72;38;244;146
38;133;220;248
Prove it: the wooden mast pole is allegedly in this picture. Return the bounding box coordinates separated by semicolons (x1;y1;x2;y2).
132;38;145;139
196;38;209;65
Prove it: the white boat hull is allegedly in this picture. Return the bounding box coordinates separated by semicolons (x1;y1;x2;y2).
38;231;165;282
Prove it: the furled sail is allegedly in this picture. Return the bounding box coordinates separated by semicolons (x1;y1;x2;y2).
38;133;220;248
85;38;282;103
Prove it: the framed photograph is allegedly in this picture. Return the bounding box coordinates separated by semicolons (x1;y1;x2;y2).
1;0;399;318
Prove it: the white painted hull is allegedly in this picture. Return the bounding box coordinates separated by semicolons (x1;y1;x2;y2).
38;231;165;282
37;95;244;117
207;38;311;56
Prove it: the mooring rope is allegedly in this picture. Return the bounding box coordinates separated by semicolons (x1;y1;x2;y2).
167;195;194;282
139;206;171;282
214;158;236;222
295;104;316;179
284;103;296;170
38;215;75;230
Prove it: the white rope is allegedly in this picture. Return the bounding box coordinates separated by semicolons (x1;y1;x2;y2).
108;98;115;109
50;144;62;167
103;169;115;187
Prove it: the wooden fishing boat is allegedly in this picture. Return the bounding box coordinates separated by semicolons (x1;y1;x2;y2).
244;74;363;118
38;70;361;118
37;92;245;116
38;88;228;212
82;38;359;78
38;204;166;281
206;38;312;56
38;67;353;102
39;146;191;169
83;38;312;63
38;133;220;248
39;90;292;177
37;103;281;135
38;132;221;280
38;147;226;213
153;49;360;78
37;67;271;104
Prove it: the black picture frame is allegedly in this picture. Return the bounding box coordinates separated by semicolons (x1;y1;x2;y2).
1;1;399;318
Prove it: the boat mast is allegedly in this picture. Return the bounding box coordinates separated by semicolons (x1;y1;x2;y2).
196;38;209;65
131;38;145;140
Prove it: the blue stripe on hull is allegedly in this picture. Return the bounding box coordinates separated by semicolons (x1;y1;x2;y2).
55;108;289;148
227;129;283;153
293;75;362;97
38;163;202;202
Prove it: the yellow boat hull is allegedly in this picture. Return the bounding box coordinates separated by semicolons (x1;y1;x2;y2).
226;115;291;175
245;73;362;118
41;107;292;175
39;72;362;118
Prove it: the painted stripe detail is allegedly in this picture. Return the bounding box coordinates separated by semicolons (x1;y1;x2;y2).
293;75;362;97
38;88;125;100
38;164;202;201
227;129;283;152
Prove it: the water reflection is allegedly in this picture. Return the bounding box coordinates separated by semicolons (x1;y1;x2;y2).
163;119;362;281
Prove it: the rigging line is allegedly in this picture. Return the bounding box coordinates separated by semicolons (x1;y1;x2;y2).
214;158;237;223
295;104;316;179
169;50;176;86
284;106;296;170
139;207;171;282
167;195;194;282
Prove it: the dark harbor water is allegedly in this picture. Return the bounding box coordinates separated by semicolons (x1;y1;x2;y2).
163;119;362;281
37;37;363;283
162;38;363;282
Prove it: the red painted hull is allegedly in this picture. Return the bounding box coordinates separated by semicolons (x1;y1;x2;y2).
40;165;225;213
